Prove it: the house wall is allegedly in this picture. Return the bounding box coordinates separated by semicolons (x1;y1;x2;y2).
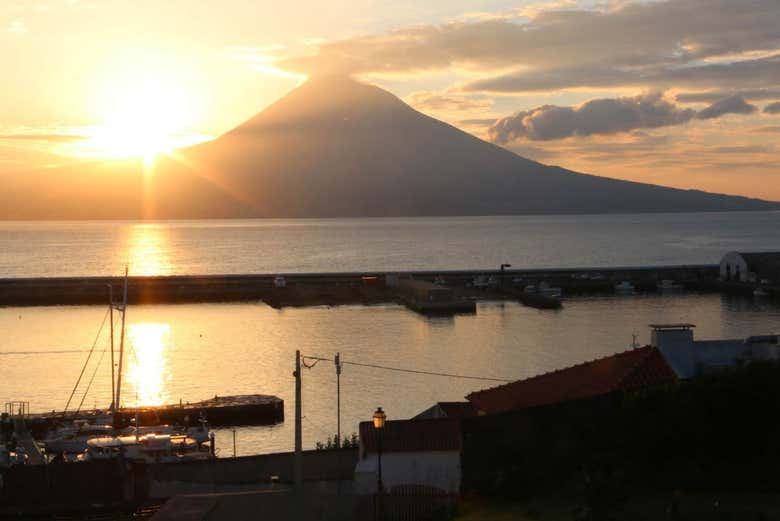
720;252;750;282
693;340;744;373
354;451;460;494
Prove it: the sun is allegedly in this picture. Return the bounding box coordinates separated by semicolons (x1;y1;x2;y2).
91;80;188;160
77;76;210;161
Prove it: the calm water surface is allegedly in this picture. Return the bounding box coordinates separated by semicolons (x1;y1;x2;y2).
1;294;778;455
1;212;779;277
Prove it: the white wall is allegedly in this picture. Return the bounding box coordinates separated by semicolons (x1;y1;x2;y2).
354;451;460;494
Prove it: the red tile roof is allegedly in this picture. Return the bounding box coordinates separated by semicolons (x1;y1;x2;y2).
359;418;461;455
413;402;478;420
466;346;676;415
436;402;478;419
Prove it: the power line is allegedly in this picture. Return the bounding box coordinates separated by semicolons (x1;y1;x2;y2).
302;355;510;382
75;313;121;414
63;307;110;414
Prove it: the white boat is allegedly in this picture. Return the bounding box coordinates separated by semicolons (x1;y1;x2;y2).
273;275;287;288
43;421;117;454
657;279;684;291
82;433;212;463
472;275;490;288
615;281;635;294
535;281;562;298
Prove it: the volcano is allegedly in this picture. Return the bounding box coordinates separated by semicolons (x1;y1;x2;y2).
2;75;777;219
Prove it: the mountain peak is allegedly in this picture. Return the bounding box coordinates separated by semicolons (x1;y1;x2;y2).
227;75;409;135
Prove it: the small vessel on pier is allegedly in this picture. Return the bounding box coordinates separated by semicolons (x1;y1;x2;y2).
518;282;563;310
754;286;770;298
657;279;684;291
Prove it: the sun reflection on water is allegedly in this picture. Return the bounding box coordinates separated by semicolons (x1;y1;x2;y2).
126;224;172;276
126;323;171;407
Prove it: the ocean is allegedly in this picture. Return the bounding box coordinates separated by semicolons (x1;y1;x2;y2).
1;212;779;277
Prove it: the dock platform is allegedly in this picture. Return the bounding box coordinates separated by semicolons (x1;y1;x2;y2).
115;394;285;428
25;394;284;438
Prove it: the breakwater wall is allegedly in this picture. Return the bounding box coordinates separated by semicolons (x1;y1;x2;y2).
0;264;719;307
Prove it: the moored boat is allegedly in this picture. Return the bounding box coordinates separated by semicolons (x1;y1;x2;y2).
82;432;213;463
519;283;563;309
657;279;684;291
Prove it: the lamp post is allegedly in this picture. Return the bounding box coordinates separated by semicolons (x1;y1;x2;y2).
373;407;386;493
500;263;512;291
373;406;386;521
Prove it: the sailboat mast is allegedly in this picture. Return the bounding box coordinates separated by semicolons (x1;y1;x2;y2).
108;284;115;411
115;267;128;410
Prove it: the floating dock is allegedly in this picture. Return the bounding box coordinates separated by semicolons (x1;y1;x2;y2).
22;394;284;439
113;394;285;428
398;278;476;315
0;264;719;307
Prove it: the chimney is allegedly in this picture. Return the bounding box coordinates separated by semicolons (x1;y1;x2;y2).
649;324;696;378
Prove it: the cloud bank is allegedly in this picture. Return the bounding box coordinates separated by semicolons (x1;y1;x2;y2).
489;93;762;143
764;101;780;114
696;96;756;120
278;0;780;97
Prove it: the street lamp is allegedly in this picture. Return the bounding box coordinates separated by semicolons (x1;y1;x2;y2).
500;263;512;290
373;407;386;521
373;407;386;494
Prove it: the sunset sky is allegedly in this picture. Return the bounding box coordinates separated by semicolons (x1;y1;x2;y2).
2;0;779;200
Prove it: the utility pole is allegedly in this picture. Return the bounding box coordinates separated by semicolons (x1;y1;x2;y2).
335;352;341;447
293;350;302;488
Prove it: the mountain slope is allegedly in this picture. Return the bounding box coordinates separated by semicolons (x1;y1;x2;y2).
2;75;777;219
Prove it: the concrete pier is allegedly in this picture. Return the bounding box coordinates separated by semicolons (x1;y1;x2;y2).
0;264;719;307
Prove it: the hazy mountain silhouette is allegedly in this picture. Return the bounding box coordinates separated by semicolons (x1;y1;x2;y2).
2;75;778;219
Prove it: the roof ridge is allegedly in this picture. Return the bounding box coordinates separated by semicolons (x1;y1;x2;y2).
466;346;652;399
611;345;655;392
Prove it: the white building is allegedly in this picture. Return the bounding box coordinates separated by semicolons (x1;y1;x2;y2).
720;251;780;283
650;323;780;379
354;418;461;495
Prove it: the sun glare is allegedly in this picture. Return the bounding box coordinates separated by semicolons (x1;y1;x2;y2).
126;322;171;407
95;80;188;159
75;76;210;161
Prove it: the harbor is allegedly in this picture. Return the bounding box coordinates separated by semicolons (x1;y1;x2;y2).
1;253;779;519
